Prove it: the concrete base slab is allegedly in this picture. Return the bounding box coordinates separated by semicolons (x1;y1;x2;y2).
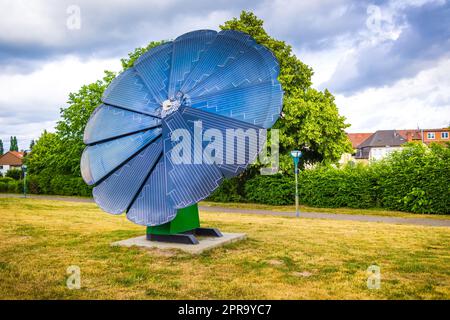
111;232;247;254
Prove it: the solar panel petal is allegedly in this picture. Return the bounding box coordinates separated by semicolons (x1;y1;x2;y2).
80;128;161;185
84;104;161;145
102;69;161;117
93;139;162;214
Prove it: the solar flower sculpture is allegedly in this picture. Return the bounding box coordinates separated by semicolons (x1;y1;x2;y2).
81;30;283;244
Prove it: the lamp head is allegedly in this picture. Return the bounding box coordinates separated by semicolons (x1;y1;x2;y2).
290;150;302;159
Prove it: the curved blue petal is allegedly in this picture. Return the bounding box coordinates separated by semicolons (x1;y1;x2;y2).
81;128;161;185
189;81;283;128
186;39;279;98
102;68;161;116
127;157;177;226
84;104;161;145
180;30;258;94
92;139;162;214
168;30;217;99
134;42;173;104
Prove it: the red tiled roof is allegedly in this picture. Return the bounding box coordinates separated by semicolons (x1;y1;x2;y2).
0;151;24;166
398;129;422;141
9;151;24;158
346;133;373;149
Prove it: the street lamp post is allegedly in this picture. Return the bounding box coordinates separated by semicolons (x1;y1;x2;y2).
22;164;27;198
290;150;302;217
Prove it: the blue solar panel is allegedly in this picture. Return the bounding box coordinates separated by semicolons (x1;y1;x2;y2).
81;128;161;185
80;29;283;226
134;42;173;104
127;157;176;226
102;69;161;117
180;106;265;178
84;104;161;145
189;81;282;128
168;30;217;99
92;139;162;214
162;110;223;209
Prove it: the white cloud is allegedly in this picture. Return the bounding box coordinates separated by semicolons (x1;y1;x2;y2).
337;57;450;132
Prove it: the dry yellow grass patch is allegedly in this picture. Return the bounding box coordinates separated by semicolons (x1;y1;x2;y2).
0;198;449;299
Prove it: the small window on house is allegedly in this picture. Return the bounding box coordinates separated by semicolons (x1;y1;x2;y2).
427;132;435;139
442;132;449;139
0;165;3;169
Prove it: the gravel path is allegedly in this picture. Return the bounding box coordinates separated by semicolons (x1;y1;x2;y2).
1;193;449;227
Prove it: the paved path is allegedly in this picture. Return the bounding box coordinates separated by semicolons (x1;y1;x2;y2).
200;206;450;227
1;193;449;227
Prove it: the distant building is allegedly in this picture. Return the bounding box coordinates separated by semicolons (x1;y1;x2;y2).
0;151;24;175
355;130;406;161
341;127;449;165
347;133;373;149
421;128;449;144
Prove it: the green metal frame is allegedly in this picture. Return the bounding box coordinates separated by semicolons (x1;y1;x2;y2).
146;203;200;235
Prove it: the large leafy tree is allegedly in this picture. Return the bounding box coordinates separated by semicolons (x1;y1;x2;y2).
221;12;352;167
55;71;116;175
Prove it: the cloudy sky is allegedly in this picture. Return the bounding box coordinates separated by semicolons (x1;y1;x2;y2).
1;0;449;150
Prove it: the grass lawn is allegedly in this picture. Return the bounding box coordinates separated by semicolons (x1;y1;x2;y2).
0;198;449;299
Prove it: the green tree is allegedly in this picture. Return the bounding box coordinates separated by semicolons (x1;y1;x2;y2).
9;136;18;151
26;130;61;175
221;11;352;167
54;72;116;175
0;139;3;155
29;139;35;150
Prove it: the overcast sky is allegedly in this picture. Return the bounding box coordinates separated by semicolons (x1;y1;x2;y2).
1;0;449;150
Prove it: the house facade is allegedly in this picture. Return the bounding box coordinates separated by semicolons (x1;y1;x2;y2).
341;127;449;164
0;151;24;175
355;130;406;161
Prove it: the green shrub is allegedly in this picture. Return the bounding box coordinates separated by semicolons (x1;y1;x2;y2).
6;168;22;180
0;177;14;184
208;177;245;202
7;180;21;193
374;143;450;214
0;177;21;193
245;174;294;205
24;173;92;197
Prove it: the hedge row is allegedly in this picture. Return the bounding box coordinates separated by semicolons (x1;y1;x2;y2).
0;177;23;193
209;143;450;214
209;166;378;208
26;174;92;197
